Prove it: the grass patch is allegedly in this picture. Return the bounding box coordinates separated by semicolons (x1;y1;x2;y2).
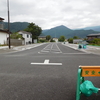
0;44;8;46
88;44;100;46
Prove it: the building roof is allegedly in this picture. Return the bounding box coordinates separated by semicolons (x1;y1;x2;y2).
87;33;100;37
0;17;4;20
0;29;12;34
73;39;83;41
18;31;32;35
0;29;8;33
38;36;46;38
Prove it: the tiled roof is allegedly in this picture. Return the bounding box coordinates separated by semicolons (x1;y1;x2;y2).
87;33;100;37
18;31;32;35
0;29;12;34
38;36;46;38
0;29;8;33
0;17;4;20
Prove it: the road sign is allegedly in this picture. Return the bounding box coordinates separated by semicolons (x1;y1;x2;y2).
81;66;100;77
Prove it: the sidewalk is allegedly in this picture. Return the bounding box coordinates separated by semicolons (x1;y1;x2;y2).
0;43;45;54
63;43;100;54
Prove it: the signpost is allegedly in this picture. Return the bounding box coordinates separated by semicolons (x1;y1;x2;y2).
76;66;100;100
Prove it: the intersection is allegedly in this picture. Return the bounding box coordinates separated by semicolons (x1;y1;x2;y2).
0;43;100;100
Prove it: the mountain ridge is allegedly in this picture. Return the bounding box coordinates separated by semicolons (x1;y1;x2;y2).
4;22;29;32
42;25;100;38
3;22;100;38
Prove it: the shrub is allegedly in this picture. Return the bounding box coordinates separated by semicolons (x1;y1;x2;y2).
38;39;48;43
90;38;100;45
50;39;55;42
68;38;73;43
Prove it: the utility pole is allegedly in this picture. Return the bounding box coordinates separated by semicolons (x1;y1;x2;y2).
7;0;11;49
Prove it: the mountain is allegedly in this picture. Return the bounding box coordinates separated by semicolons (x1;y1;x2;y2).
3;22;100;38
84;26;100;32
68;29;99;38
42;25;73;38
43;25;99;38
78;26;100;32
4;22;29;32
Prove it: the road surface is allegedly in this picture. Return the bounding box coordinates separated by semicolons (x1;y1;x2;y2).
0;43;100;100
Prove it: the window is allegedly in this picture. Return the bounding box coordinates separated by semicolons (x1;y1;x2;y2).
27;34;29;38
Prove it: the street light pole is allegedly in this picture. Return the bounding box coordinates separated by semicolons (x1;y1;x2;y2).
7;0;11;49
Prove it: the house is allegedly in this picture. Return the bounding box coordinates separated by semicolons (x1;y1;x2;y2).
0;17;9;45
18;31;32;45
73;39;83;44
0;30;9;45
0;17;4;30
87;33;100;41
38;36;46;40
53;38;58;42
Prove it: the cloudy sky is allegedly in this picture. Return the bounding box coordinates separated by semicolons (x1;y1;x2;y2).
1;0;100;29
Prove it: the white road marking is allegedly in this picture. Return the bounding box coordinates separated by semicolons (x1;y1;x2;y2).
41;51;49;52
39;43;62;54
31;59;62;65
56;43;62;53
50;43;53;51
62;53;91;54
44;59;49;64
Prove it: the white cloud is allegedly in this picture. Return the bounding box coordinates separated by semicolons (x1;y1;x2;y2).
1;0;100;29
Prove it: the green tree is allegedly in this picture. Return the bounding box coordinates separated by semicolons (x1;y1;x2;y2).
73;36;79;39
46;35;51;41
10;32;23;39
58;36;66;42
90;38;100;45
24;22;42;43
50;39;55;42
68;38;73;43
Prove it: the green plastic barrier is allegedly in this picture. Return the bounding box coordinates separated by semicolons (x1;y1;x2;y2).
80;80;98;96
83;44;87;49
78;44;82;49
76;66;100;100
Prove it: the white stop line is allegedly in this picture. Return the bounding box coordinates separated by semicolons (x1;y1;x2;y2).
31;59;62;65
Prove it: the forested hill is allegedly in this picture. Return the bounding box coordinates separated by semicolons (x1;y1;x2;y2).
42;25;100;38
4;22;29;32
3;22;100;38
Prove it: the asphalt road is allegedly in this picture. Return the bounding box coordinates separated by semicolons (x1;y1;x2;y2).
0;43;100;100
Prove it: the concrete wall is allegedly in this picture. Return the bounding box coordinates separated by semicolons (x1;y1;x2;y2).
7;39;25;46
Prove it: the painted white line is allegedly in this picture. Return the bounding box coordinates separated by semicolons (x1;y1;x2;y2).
62;53;91;54
31;59;62;65
42;44;51;50
31;63;62;65
44;59;49;64
40;44;51;53
39;43;62;54
56;43;62;53
50;43;54;51
41;51;49;52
